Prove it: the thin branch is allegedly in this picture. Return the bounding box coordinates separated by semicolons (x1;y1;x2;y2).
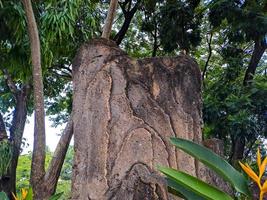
243;138;257;160
202;31;213;83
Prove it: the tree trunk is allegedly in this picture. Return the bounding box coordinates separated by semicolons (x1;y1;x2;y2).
42;117;73;198
71;39;202;199
230;136;245;166
22;0;46;198
0;86;28;198
0;112;7;140
113;12;135;45
113;0;140;45
102;0;118;39
243;38;267;85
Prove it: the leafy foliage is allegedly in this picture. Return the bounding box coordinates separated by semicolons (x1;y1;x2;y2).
0;139;12;177
159;137;251;200
16;147;73;199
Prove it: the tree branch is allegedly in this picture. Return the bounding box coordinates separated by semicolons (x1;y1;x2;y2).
202;31;213;83
113;0;141;45
243;38;267;85
44;116;73;195
102;0;119;39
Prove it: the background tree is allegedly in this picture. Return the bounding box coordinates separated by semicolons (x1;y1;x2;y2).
0;0;100;197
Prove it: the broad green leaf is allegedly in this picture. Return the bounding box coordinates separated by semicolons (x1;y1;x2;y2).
0;192;9;200
49;192;64;200
167;177;206;200
170;137;250;196
159;167;233;200
25;187;33;200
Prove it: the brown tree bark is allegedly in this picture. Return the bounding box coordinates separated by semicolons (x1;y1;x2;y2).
22;0;46;198
102;0;118;39
42;118;73;198
71;39;202;199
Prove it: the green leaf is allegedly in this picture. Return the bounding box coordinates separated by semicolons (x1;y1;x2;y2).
0;192;9;200
25;187;33;200
49;192;64;200
170;137;250;196
159;167;233;200
167;177;206;200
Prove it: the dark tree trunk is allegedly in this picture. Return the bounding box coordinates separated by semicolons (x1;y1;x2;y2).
243;38;267;85
113;0;140;45
113;14;135;45
71;39;203;199
0;86;28;198
0;112;7;140
230;136;245;166
202;31;213;82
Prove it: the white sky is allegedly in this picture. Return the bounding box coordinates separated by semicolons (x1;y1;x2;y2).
22;115;71;154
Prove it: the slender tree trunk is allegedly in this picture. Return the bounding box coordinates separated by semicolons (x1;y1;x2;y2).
42;118;73;198
202;31;213;82
22;0;46;198
102;0;118;39
152;25;159;57
0;113;7;140
113;13;134;45
243;38;267;85
113;0;140;45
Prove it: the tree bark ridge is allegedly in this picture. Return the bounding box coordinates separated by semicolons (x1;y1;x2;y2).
71;38;202;199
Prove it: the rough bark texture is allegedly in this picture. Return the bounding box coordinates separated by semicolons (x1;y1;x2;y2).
71;38;202;200
22;0;46;198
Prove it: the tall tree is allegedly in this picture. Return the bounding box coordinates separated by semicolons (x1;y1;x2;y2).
207;0;267;162
209;0;267;85
22;1;46;196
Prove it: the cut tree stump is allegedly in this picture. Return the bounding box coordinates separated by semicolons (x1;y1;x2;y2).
71;39;202;200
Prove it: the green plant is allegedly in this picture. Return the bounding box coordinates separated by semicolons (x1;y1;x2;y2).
0;191;9;200
12;187;63;200
158;137;251;200
0;139;12;177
